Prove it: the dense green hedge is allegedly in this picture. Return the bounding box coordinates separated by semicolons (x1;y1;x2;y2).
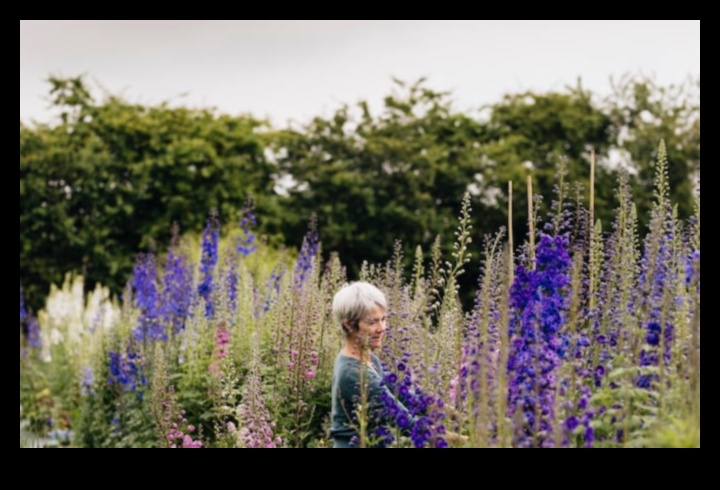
20;75;699;310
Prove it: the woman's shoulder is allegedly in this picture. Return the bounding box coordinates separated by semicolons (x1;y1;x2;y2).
334;352;359;373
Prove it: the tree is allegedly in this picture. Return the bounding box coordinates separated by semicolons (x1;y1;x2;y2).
20;76;277;309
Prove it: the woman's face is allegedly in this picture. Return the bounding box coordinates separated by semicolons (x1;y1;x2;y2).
355;305;387;350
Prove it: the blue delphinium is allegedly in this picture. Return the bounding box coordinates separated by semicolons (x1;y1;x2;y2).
199;213;220;318
507;233;571;447
160;246;193;336
108;349;147;394
635;230;677;387
379;361;447;448
131;253;165;342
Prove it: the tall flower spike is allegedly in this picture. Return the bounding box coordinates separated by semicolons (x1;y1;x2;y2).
132;253;164;342
236;341;280;448
26;316;41;349
294;215;319;288
225;254;238;314
108;348;146;394
199;211;220;318
237;199;257;257
161;228;193;335
20;286;27;325
508;233;571;447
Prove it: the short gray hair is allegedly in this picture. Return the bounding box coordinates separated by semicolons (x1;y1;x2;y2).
332;282;387;337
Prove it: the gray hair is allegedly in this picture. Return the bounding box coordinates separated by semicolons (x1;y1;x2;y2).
332;282;387;337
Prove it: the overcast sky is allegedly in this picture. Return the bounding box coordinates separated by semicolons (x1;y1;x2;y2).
20;20;700;127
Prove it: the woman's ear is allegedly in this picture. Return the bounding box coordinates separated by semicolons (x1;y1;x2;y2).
342;320;356;334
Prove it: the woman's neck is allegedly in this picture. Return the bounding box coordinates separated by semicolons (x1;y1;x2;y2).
343;339;371;363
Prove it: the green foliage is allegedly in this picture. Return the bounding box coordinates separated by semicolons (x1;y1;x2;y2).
21;75;277;310
271;80;486;280
21;73;699;321
606;75;700;231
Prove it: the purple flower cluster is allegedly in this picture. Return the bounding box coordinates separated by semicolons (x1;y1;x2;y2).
26;316;42;349
224;255;238;315
379;362;447;448
160;248;193;336
236;369;281;448
685;249;700;286
208;324;231;376
217;324;231;354
20;287;27;325
294;221;319;288
634;234;678;387
167;421;203;449
565;386;595;448
199;214;220;318
132;254;165;342
637;321;674;389
263;265;284;313
508;233;571;446
237;203;257;257
108;349;147;394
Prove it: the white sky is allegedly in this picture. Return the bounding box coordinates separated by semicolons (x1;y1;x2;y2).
20;20;700;128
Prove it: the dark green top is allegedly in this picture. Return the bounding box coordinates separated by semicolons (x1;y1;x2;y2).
329;352;412;448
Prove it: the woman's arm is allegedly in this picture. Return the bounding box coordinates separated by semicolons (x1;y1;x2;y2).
367;359;415;431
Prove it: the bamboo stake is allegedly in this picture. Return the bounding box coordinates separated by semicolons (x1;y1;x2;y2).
589;149;596;310
527;175;535;270
508;180;514;284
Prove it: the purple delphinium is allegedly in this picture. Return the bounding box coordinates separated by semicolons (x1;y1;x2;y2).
160;246;193;336
131;253;165;342
582;409;595;448
294;219;319;288
456;234;507;437
263;265;285;313
565;415;579;432
379;362;446;448
237;202;257;257
594;365;606;388
20;286;27;325
225;254;238;315
108;349;147;394
458;235;505;426
507;233;572;447
26;316;42;349
685;249;700;286
634;190;677;384
199;213;220;318
637;238;672;319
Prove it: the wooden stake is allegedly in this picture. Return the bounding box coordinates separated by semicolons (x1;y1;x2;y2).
508;181;514;284
589;149;596;309
527;175;535;270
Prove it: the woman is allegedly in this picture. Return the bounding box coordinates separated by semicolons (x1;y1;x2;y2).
329;281;413;448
